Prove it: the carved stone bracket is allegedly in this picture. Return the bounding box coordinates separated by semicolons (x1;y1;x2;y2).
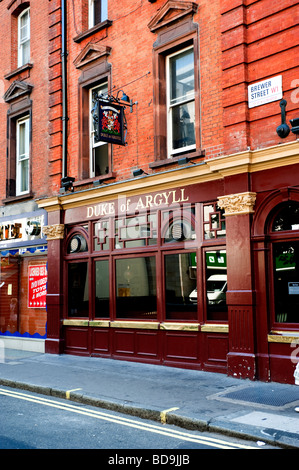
43;224;65;240
218;192;257;216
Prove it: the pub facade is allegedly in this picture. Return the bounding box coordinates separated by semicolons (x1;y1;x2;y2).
3;0;296;383
38;138;299;384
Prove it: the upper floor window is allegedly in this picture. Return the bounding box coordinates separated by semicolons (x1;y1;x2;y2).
16;116;30;195
149;2;201;166
18;7;30;67
90;83;109;178
89;0;108;28
166;46;195;157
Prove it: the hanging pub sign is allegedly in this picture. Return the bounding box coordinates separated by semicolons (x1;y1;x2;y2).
94;100;126;146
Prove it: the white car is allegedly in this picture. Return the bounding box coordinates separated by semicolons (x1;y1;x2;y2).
189;274;227;304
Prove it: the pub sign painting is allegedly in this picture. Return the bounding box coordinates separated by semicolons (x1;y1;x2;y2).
95;100;126;146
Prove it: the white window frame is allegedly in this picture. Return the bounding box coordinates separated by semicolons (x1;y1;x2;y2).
88;0;108;29
18;7;30;68
166;46;196;158
89;82;108;178
16;116;30;196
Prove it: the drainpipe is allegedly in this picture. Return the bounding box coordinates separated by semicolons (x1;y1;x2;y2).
60;0;74;192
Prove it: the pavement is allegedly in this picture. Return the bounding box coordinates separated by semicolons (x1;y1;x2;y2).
1;348;299;449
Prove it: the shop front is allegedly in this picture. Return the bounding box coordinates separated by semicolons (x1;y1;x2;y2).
0;208;48;352
38;142;299;383
40;173;232;374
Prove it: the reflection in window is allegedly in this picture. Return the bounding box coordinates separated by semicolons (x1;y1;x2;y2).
95;260;109;317
203;203;226;239
90;83;109;178
116;257;156;319
89;0;108;28
165;252;197;320
167;47;195;156
273;242;299;323
163;206;196;243
272;202;299;232
18;8;30;67
94;220;110;251
115;214;157;249
16;116;30;195
68;262;89;317
205;251;227;321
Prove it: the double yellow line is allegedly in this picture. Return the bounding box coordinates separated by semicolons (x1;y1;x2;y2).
0;387;257;449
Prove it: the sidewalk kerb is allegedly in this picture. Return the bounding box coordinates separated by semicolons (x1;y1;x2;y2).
0;377;297;449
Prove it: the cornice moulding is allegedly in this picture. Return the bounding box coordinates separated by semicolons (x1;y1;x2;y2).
37;141;299;212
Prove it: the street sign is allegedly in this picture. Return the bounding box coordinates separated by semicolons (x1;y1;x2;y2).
248;75;282;108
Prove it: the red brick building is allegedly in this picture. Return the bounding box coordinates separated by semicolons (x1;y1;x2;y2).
0;0;49;352
1;0;299;383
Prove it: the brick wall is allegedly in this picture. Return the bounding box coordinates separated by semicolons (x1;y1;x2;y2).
0;0;50;201
62;0;226;187
1;0;297;202
221;0;299;154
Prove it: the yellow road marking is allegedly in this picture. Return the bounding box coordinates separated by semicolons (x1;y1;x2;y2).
160;407;179;424
65;388;82;400
0;388;258;449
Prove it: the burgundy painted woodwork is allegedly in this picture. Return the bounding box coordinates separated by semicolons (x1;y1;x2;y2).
62;326;229;373
225;212;256;379
45;210;65;354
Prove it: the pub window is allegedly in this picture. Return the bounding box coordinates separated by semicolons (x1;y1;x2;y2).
165;252;197;320
203;203;226;239
16;116;30;196
115;213;158;249
273;242;299;324
272;202;299;232
166;46;195;157
162;205;196;243
89;0;108;28
115;256;157;319
95;259;109;317
68;262;89;317
90;83;109;178
270;202;299;325
18;7;30;67
93;219;110;251
205;250;228;321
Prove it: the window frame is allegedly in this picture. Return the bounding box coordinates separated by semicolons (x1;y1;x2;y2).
76;54;113;184
166;45;196;158
64;201;227;324
89;82;109;178
203;247;228;322
88;0;108;29
18;7;30;68
16;115;30;196
4;103;32;202
151;31;201;167
267;202;299;329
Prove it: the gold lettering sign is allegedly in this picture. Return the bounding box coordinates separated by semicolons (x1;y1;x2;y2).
86;189;190;219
